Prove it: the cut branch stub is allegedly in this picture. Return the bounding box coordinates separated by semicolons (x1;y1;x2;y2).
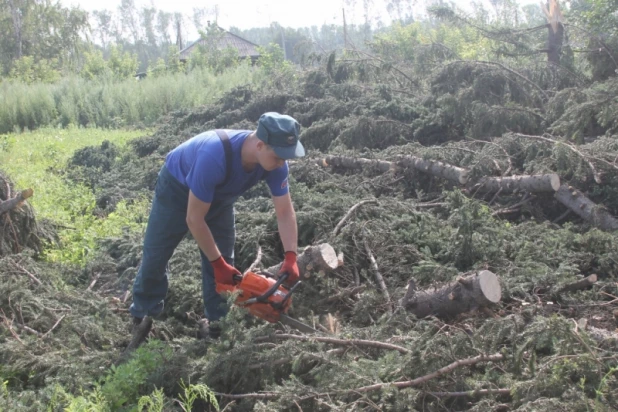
400;270;501;319
264;243;340;279
398;156;469;185
473;174;560;193
555;185;618;232
0;188;34;215
555;274;597;295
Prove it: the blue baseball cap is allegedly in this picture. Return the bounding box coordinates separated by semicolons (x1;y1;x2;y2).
256;112;305;159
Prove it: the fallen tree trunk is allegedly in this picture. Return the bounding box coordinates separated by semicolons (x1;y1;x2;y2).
0;188;33;215
320;156;395;172
400;271;502;318
555;185;618;231
264;243;340;280
472;174;560;193
320;155;469;185
320;155;561;193
399;156;469;185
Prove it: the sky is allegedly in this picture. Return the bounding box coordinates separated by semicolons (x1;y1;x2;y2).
61;0;364;30
59;0;540;33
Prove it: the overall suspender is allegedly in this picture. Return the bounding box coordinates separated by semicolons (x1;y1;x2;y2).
215;130;232;189
214;129;270;190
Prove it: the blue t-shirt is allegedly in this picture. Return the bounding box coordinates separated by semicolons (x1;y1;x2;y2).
165;130;289;203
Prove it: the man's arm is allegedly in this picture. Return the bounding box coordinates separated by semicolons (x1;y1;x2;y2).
186;190;221;260
272;192;298;253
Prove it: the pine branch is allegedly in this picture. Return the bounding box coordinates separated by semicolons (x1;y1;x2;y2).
338;353;505;393
363;229;394;313
254;333;411;354
513;133;603;184
452;60;549;101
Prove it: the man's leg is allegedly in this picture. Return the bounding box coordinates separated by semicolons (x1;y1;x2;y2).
200;197;237;322
130;167;189;319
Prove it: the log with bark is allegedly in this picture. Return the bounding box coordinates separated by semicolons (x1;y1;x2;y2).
0;188;33;215
400;271;502;319
555;185;618;232
320;155;469;185
264;243;340;279
471;174;560;193
320;155;562;194
319;156;395;173
399;155;469;185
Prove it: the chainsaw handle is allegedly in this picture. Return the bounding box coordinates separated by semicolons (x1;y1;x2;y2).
274;280;301;310
253;272;289;303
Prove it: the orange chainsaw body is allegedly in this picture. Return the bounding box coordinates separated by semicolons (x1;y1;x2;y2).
215;271;292;323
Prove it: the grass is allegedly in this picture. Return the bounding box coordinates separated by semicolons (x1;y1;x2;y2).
0;64;258;133
0;126;150;264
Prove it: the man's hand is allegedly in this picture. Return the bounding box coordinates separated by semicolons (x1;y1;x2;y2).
210;256;241;285
279;251;299;286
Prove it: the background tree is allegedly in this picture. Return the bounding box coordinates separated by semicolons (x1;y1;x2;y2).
0;0;89;76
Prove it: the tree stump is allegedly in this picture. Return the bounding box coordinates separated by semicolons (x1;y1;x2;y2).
400;271;501;319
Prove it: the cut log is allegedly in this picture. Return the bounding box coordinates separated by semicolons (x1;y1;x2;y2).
320;156;395;173
0;188;33;215
399;156;469;185
400;271;501;319
555;185;618;231
556;274;597;295
319;155;469;185
472;174;560;193
264;243;340;279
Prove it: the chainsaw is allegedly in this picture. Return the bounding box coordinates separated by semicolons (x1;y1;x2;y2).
215;271;319;334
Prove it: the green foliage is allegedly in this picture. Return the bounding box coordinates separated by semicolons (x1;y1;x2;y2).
570;0;618;36
107;45;139;79
176;380;219;412
100;341;171;409
0;65;257;133
256;43;294;78
80;49;109;80
549;79;618;138
9;56;61;84
0;127;148;265
137;388;165;412
57;386;110;412
80;46;138;80
43;341;172;411
187;27;241;75
0;0;89;76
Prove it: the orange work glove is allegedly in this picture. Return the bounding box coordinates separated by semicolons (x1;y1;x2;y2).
210;256;241;285
279;251;300;286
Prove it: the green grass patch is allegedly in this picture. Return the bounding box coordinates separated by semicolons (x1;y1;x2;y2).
0;65;258;133
0;126;150;264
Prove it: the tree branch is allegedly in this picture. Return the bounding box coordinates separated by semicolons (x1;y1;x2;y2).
254;333;411;354
363;229;393;313
332;200;377;237
513;133;603;184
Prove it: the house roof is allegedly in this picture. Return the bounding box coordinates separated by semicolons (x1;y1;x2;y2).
179;26;261;61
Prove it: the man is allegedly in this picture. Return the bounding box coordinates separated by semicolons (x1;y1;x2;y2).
129;112;305;341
